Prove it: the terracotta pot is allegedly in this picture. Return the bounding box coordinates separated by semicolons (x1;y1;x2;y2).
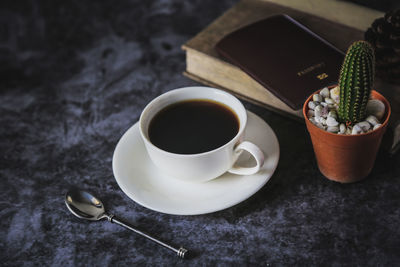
303;87;391;183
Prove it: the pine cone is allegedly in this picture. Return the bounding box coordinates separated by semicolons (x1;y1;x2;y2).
365;9;400;84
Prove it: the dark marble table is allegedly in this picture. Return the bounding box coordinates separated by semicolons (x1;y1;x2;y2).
1;1;400;265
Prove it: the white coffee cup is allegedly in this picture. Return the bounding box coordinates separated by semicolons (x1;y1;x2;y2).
139;86;264;182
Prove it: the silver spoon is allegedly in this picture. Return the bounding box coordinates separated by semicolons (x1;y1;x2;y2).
65;189;188;258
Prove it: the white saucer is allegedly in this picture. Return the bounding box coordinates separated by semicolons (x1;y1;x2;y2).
112;111;280;215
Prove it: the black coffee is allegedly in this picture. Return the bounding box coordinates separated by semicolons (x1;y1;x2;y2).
148;99;239;154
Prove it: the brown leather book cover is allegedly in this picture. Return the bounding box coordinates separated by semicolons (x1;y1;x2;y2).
215;14;345;110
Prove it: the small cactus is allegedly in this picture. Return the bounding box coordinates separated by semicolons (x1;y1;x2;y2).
338;41;375;124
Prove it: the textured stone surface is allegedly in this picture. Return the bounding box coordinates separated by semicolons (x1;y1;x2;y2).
1;0;400;265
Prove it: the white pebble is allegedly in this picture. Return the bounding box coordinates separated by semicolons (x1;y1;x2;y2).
328;111;338;119
373;124;382;130
319;117;327;125
327;126;339;133
352;124;363;135
313;94;323;102
330;86;340;103
366;99;385;120
308;101;317;110
325;98;334;104
314;116;320;123
307;110;315;118
356;121;371;132
320;87;330;98
326;116;339;127
339;123;346;134
366;115;380;126
346;127;352;135
314;105;323;117
310;117;325;129
321;105;329;117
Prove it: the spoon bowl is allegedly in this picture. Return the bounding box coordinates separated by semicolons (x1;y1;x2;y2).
65;190;106;221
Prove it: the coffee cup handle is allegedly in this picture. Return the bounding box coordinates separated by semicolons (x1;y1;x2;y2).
228;141;265;175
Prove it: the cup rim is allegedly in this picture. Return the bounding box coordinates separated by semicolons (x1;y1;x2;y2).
139;86;247;157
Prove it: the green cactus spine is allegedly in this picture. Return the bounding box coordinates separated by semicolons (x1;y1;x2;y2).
338;41;375;124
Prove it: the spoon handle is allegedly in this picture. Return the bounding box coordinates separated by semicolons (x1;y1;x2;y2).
106;214;188;259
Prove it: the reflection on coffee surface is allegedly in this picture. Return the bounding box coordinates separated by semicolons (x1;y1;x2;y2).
149;99;239;154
